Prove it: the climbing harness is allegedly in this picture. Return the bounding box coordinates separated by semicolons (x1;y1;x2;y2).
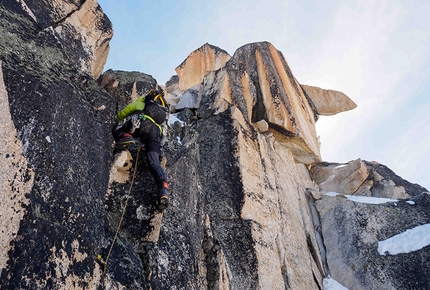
98;142;142;272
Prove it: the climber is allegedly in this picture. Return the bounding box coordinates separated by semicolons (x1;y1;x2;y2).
112;88;170;209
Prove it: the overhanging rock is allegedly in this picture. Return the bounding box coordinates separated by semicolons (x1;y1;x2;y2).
301;84;357;116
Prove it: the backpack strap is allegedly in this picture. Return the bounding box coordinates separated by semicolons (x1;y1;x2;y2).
140;114;163;135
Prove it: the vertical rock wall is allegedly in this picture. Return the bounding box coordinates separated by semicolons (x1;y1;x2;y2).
231;107;324;289
98;41;327;288
149;107;324;289
0;3;119;288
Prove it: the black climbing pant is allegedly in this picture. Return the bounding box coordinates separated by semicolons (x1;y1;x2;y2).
113;117;168;197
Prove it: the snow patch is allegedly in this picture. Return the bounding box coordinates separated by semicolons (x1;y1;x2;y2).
323;277;349;290
378;224;430;255
169;113;185;127
346;195;398;204
335;164;347;169
323;192;398;204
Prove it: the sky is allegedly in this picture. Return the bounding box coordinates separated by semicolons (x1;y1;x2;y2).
97;0;430;190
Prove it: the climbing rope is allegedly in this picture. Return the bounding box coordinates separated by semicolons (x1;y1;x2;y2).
101;142;142;272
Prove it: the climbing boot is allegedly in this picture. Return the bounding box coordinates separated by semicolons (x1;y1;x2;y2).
158;182;169;210
159;195;168;210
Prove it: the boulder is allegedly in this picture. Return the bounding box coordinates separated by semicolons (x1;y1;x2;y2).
176;43;231;91
301;84;357;116
311;159;369;194
164;75;182;107
165;74;179;90
363;161;427;198
255;119;269;132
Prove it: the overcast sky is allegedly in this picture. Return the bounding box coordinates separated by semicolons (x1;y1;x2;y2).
98;0;430;190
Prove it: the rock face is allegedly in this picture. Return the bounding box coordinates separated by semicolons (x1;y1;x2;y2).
171;107;324;289
175;43;231;92
313;160;429;289
2;2;430;290
316;192;430;290
0;60;35;272
205;42;322;164
14;0;113;78
98;69;158;106
301;84;357;116
100;63;325;289
0;3;117;288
